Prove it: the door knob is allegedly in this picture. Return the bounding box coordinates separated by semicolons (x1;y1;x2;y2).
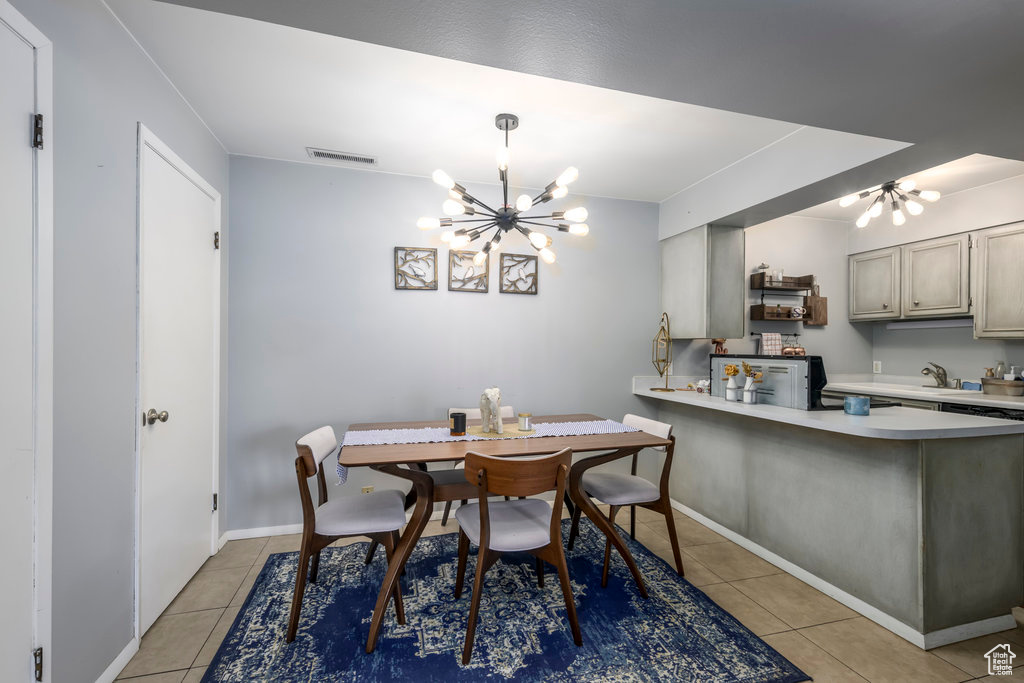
145;409;169;425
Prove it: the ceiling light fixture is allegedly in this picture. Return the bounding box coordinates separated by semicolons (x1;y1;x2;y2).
839;179;940;228
417;113;588;264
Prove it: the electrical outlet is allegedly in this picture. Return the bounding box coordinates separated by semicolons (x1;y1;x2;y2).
361;486;374;494
873;361;882;374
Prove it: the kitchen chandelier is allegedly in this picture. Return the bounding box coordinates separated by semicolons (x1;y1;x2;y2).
839;180;941;228
416;113;588;265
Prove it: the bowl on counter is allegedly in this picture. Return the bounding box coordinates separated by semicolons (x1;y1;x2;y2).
981;378;1024;396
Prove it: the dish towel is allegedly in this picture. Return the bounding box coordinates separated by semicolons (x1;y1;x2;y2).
761;332;783;355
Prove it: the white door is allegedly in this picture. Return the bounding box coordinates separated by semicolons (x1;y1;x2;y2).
138;126;220;635
0;6;52;681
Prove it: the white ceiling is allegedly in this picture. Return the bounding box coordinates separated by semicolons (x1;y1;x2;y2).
795;154;1024;222
107;0;899;203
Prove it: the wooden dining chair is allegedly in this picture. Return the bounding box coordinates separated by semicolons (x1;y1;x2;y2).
439;406;516;526
454;447;582;665
567;414;684;584
288;426;408;643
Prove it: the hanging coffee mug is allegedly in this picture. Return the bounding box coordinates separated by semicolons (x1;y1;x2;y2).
791;306;806;319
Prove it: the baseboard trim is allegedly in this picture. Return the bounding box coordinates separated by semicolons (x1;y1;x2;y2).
220;507;460;542
669;499;1016;649
95;637;139;683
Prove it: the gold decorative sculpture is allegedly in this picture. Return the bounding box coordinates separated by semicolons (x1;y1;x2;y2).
651;312;675;392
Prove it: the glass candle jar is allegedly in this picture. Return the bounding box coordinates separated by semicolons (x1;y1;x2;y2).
518;412;532;431
450;412;467;436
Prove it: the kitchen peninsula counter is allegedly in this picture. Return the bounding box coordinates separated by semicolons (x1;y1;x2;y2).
633;375;1024;650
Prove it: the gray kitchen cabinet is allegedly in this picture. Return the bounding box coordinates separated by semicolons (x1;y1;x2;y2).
901;233;970;317
660;224;744;339
849;247;901;320
974;222;1024;338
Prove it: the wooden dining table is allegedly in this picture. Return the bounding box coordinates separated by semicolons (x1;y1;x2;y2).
339;413;673;653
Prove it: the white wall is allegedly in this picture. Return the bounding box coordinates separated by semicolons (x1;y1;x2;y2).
669;215;872;378
226;156;660;531
9;1;229;680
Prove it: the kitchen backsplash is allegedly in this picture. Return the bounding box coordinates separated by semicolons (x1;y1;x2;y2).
872;323;1024;383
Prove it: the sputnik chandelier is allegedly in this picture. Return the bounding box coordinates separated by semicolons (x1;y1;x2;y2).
839;179;941;228
416;113;588;265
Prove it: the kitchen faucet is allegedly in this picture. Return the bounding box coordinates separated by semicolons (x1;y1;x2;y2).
921;362;948;388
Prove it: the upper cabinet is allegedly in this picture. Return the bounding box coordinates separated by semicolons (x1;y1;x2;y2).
661;224;745;339
974;223;1024;338
901;234;970;317
849;247;901;320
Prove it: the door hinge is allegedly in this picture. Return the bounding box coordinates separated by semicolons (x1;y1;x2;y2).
214;231;220;250
33;647;43;682
213;493;218;512
32;114;44;149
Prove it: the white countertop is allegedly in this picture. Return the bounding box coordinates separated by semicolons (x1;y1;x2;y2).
824;381;1024;410
633;376;1024;440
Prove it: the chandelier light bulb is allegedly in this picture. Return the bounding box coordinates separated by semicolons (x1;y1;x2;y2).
417;217;440;230
432;169;455;190
892;208;906;226
838;194;861;208
440;230;454;243
564;207;588;222
569;223;589;236
905;199;924;216
898;179;916;192
856;211;871;229
496;146;510;171
551;185;569;199
450;234;471;249
529;231;549;249
473;251;487;266
442;199;466;216
556;166;579;187
539;247;556;264
918;190;941;202
869;199;883;218
515;194;533;212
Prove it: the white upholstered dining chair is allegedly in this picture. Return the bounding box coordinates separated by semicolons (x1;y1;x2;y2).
567;414;684;583
288;425;408;643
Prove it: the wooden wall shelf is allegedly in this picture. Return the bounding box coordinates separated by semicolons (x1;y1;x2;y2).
750;272;815;291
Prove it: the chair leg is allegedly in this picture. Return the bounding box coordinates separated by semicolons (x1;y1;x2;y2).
286;543;311;643
462;548;491;665
567;504;582;550
552;545;583;646
454;529;469;599
441;500;454;526
630;504;636;540
364;540;378;565
536;557;544;588
309;549;321;584
382;532;406;625
602;505;620;588
662;504;685;576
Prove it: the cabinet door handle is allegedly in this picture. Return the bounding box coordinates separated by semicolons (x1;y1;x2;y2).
882;303;888;308
913;300;920;305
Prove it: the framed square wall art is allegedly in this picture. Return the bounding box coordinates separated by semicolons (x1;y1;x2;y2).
448;250;488;292
394;247;438;290
500;253;538;295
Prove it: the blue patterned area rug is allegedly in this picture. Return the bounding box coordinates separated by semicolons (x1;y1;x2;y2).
204;520;809;682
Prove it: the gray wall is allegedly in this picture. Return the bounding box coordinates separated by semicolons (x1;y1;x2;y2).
9;1;229;680
226;156;660;531
872;324;1024;383
670;214;872;378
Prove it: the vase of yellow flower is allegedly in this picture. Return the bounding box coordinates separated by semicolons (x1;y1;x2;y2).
724;363;741;401
740;361;764;404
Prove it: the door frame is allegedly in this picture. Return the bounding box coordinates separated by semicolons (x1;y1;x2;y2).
134;123;221;639
0;2;53;680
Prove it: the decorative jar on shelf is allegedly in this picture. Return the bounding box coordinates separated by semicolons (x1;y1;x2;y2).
725;376;739;401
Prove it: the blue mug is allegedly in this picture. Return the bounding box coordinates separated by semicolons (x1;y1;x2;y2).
844;396;870;416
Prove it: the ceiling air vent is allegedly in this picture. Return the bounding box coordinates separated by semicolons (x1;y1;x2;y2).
306;147;377;166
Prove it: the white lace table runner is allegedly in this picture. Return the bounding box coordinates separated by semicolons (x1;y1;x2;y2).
335;419;638;483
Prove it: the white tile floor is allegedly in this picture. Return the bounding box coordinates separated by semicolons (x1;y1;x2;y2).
117;506;1024;682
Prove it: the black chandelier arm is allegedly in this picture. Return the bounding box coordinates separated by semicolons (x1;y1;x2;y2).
450;217;501;223
514;219;562;229
464;195;502;217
